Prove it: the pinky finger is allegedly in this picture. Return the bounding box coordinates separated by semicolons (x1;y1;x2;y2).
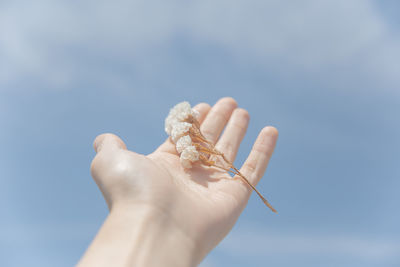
239;126;278;186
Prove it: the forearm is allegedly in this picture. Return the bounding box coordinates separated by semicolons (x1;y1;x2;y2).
78;204;198;267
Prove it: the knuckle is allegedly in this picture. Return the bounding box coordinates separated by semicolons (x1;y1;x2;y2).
230;109;249;131
243;160;257;175
218;141;234;157
230;119;248;132
208;108;230;124
90;151;133;180
201;128;216;140
107;153;133;177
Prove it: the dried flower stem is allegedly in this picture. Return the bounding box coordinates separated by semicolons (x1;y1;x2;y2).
165;102;276;213
188;116;277;213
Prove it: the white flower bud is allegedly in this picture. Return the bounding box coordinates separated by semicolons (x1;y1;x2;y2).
176;135;192;153
165;101;202;169
180;145;199;169
165;116;178;135
165;101;195;135
180;158;192;169
173;102;193;121
171;122;192;143
191;108;200;119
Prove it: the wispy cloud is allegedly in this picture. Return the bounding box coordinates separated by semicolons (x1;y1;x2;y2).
222;231;400;261
1;0;399;92
211;221;400;265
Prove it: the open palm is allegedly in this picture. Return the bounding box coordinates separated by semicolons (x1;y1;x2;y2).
90;97;278;263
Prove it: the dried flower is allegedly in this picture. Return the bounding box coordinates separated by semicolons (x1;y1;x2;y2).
176;135;192;153
165;101;276;213
171;122;192;143
180;146;200;169
165;101;196;135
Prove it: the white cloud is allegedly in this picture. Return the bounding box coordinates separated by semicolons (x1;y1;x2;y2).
0;0;399;91
216;222;400;263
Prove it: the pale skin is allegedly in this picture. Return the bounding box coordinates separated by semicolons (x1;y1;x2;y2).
78;97;278;267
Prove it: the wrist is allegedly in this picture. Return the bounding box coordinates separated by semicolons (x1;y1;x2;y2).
113;203;199;267
79;203;200;267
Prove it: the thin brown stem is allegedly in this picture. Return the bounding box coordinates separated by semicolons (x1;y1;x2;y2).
190;122;277;213
233;168;277;213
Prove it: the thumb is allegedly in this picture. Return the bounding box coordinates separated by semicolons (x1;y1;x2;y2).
93;133;127;153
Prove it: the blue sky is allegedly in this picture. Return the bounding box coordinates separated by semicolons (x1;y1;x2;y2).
1;0;399;266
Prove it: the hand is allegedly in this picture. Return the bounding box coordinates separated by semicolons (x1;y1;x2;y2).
79;97;278;267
